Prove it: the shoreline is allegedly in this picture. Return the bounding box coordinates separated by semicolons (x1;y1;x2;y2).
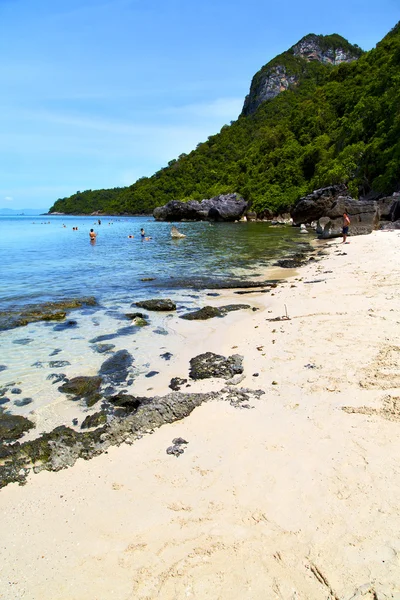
1;230;400;599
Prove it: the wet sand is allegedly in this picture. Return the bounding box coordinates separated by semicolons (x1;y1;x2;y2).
1;230;400;599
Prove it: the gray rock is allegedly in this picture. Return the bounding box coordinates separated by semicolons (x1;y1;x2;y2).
135;299;176;311
181;304;250;320
91;343;116;354
166;445;184;457
169;377;188;391
0;365;7;372
0;412;35;443
58;376;103;407
80;411;107;429
172;437;188;445
153;193;247;222
189;352;244;380
291;185;380;237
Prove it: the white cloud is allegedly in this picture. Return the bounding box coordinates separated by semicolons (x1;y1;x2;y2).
3;196;13;202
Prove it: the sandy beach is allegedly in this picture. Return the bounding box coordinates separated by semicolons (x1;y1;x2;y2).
1;230;400;600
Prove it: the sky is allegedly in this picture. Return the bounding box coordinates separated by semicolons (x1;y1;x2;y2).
1;0;398;210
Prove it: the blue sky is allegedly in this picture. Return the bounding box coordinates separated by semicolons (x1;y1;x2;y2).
1;0;398;209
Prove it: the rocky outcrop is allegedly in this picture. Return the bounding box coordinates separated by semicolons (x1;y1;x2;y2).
135;299;176;311
0;412;35;443
58;376;103;407
189;352;244;380
180;304;250;320
0;297;97;331
242;34;362;116
153;193;247;222
291;185;380;237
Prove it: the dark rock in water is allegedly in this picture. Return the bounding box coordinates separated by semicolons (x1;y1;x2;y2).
89;333;117;343
0;413;35;442
141;277;155;282
49;360;71;368
99;350;133;385
125;312;149;327
145;371;159;378
91;343;115;354
153;327;168;335
72;418;79;426
125;311;148;319
135;299;176;312
189;352;244;380
46;373;67;384
13;338;33;345
0;365;7;372
14;397;33;407
160;352;173;361
172;437;188;445
169;377;188;391
181;304;250;320
0;297;97;331
53;320;78;331
107;394;148;413
206;293;220;297
58;376;103;407
153;193;248;222
80;411;107;429
0;398;10;405
11;388;22;395
116;325;137;337
49;348;62;356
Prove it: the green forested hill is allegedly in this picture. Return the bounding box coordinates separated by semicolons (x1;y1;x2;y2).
49;23;400;216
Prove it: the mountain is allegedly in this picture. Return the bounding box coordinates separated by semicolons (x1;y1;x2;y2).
0;208;48;216
241;33;363;116
49;23;400;216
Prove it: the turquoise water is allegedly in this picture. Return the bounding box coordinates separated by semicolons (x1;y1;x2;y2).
0;215;312;431
0;215;308;309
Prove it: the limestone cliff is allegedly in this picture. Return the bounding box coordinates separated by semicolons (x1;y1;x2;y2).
242;33;363;116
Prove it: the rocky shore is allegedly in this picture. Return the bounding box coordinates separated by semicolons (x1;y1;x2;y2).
1;230;400;599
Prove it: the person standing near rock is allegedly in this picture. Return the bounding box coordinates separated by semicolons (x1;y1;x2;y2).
342;212;350;243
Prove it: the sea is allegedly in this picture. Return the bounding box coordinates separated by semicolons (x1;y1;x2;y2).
0;214;311;433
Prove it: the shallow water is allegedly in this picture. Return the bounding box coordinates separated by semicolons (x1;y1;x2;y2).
0;215;311;432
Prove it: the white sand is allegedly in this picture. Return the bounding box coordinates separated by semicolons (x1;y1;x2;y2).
1;231;400;600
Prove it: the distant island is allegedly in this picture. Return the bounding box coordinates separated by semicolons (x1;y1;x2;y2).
0;208;48;216
49;22;400;218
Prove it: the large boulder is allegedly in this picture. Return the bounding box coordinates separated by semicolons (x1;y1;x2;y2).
291;185;380;237
153;193;248;222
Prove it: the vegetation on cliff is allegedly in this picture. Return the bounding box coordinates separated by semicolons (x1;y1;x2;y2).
49;23;400;216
